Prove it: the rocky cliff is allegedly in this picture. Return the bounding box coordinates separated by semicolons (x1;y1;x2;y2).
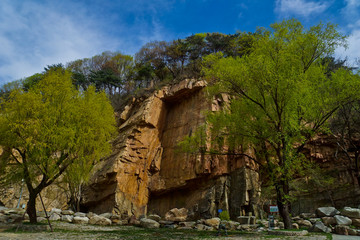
81;79;260;219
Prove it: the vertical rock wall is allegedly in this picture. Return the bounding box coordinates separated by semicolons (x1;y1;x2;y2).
81;79;260;218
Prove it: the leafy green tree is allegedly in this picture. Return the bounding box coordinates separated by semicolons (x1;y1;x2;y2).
0;69;116;223
186;19;358;228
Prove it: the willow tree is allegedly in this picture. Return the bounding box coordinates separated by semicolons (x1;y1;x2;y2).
197;19;359;228
0;69;116;223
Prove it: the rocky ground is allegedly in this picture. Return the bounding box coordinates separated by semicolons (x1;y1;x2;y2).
0;222;331;240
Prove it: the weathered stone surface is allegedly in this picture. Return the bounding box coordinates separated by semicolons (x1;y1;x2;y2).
321;216;336;226
341;207;360;219
352;218;360;227
334;215;352;226
292;223;299;229
204;217;220;227
74;212;87;218
61;215;74;223
296;219;312;228
73;216;89;224
99;213;112;219
348;228;358;236
61;210;74;215
81;79;260;219
315;207;339;217
140;218;160;228
147;214;161;222
179;221;196;228
51;208;62;215
221;220;240;230
165;208;188;222
89;215;112;225
49;213;61;221
36;217;47;222
309;221;331;233
335;225;349;235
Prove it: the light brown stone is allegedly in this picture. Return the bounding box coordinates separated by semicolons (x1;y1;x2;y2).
165;208;188;222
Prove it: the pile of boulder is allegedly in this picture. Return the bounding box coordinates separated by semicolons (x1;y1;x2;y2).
1;205;360;236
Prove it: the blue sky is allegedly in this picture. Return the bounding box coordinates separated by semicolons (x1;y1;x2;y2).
0;0;359;84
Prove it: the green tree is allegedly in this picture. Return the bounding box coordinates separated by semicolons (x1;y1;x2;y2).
186;19;358;228
0;69;116;223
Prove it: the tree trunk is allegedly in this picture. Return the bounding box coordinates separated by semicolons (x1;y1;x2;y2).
275;183;292;229
27;192;38;224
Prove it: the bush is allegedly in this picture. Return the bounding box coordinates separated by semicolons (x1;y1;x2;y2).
219;210;230;221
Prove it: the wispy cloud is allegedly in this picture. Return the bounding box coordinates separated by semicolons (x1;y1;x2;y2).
0;0;173;85
275;0;330;18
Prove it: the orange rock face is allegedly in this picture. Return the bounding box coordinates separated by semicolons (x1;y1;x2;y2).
81;79;260;218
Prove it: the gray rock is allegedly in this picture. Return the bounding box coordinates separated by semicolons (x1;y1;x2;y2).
309;218;321;224
221;220;240;230
278;222;284;229
50;208;62;215
341;207;360;219
296;219;312;228
163;224;177;229
140;218;160;228
73;216;89;224
61;215;74;223
7;214;24;224
196;224;213;231
49;213;61;221
0;206;7;214
0;215;9;223
148;214;161;222
74;212;87;218
334;215;352;226
309;221;331;233
37;217;47;222
315;207;339;217
159;220;174;225
86;212;97;219
61;209;74;215
99;213;112;219
179;221;196;228
89;215;112;225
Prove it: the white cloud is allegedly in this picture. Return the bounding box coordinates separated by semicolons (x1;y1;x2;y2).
275;0;330;18
0;1;117;84
0;0;174;85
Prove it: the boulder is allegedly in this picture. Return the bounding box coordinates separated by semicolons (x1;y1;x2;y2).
309;221;331;233
61;210;74;215
89;215;112;225
159;220;174;225
61;215;74;223
341;207;360;219
204;217;220;227
74;212;87;218
0;215;9;223
221;220;240;230
292;223;299;229
7;214;24;224
348;228;358;236
86;212;97;219
335;225;349;235
37;217;47;222
352;218;360;227
321;217;336;226
147;214;161;222
140;218;160;228
99;213;112;219
278;222;284;229
296;219;312;228
309;218;321;224
315;207;339;217
110;214;122;224
50;208;62;215
334;215;352;226
49;213;61;221
73;216;89;224
179;221;196;228
164;208;188;222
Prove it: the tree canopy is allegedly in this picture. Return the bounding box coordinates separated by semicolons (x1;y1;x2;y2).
182;19;359;228
0;69;116;223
